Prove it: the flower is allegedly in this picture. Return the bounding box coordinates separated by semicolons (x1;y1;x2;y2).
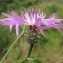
0;9;63;37
0;10;24;36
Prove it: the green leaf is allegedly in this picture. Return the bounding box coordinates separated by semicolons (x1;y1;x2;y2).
32;58;41;63
27;58;42;63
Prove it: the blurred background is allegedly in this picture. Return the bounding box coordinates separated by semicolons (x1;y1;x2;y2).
0;0;63;63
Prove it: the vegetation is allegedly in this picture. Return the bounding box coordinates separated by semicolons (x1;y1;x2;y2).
0;0;63;63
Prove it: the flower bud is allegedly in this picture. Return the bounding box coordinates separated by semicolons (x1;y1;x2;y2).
25;25;40;44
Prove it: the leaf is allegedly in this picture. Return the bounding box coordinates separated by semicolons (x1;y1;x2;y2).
27;58;42;63
32;58;41;63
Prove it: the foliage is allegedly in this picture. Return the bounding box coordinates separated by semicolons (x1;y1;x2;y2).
0;0;63;63
28;58;41;63
0;25;16;57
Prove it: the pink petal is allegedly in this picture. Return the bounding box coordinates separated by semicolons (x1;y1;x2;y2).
1;12;10;17
10;25;13;32
16;24;19;36
38;27;47;37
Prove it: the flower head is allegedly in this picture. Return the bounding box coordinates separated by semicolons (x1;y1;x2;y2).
0;10;24;36
0;9;63;37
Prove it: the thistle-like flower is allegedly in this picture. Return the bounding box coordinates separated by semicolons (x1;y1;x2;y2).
0;9;63;37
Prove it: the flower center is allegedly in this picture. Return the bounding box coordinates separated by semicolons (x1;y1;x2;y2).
28;25;37;31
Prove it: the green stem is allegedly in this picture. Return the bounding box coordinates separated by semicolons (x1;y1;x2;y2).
27;44;33;58
20;44;34;63
0;26;25;63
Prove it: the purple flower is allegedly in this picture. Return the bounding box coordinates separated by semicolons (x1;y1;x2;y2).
0;9;63;37
0;10;24;36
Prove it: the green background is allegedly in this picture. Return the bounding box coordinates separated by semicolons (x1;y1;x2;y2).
0;0;63;63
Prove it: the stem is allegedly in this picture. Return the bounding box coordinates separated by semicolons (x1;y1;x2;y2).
27;44;33;58
0;26;25;63
20;44;34;63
